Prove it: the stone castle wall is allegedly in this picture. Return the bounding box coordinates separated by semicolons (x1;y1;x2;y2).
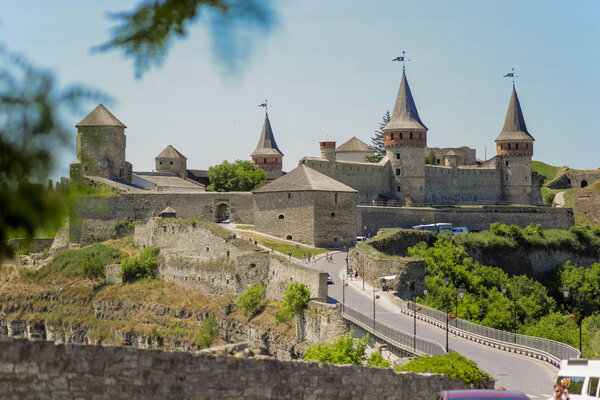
428;146;477;166
73;192;254;244
135;220;328;301
425;165;501;204
548;170;600;189
357;205;574;237
300;158;393;203
0;337;467;400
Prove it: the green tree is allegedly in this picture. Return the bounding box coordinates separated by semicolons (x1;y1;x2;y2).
207;160;267;192
96;0;276;77
276;281;310;323
304;331;368;365
395;353;493;385
425;149;437;165
365;111;390;163
236;284;265;316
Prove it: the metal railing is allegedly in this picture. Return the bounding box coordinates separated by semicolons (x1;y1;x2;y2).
341;305;446;356
407;301;580;361
356;200;542;208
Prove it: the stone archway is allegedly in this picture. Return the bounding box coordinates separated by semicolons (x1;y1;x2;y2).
581;180;588;188
216;203;230;223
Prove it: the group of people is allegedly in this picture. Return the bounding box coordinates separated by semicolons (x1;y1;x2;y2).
346;266;359;280
302;253;317;263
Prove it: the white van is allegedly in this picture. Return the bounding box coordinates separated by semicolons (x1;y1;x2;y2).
556;359;600;399
356;236;368;242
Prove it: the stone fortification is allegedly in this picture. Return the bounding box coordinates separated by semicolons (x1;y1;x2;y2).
425;164;501;204
72;191;254;244
547;170;600;189
428;146;477;166
348;247;425;300
134;220;328;301
358;205;574;237
0;337;467;400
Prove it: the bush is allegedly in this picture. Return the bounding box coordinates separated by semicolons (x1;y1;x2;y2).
119;246;159;283
367;351;391;368
195;314;219;348
236;284;265;316
113;215;135;238
395;353;493;385
80;256;105;279
304;331;368;365
276;282;310;323
189;215;198;227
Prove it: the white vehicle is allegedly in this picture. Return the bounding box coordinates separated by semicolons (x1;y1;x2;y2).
556;359;600;399
412;223;452;236
356;236;368;242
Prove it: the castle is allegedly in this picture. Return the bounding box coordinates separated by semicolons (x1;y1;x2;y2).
67;68;568;248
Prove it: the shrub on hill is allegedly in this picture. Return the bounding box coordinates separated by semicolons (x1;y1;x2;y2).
119;246;159;283
276;282;310;323
236;284;265;317
395;353;493;385
367;228;435;256
304;331;368;365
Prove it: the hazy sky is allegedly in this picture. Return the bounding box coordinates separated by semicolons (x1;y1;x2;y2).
3;1;599;178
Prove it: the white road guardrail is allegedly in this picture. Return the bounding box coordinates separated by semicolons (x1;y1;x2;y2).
341;305;446;356
405;301;580;367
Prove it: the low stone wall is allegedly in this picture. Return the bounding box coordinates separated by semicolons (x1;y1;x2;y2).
6;238;54;255
349;247;425;300
358;205;574;236
0;337;467;400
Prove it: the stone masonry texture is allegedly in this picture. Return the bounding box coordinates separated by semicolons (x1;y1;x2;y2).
0;337;467;400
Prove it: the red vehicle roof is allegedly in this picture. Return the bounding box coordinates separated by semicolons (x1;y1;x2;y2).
443;390;530;399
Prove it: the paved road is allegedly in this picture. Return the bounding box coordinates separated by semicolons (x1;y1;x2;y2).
311;252;557;399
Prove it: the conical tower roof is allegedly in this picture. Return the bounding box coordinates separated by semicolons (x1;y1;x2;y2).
496;86;534;142
252;114;283;157
156;145;187;160
76;104;126;128
383;71;427;132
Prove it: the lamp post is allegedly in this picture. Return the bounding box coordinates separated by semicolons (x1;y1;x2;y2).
563;285;583;355
457;286;465;327
373;288;380;331
443;278;450;352
342;276;348;313
501;284;517;343
412;285;426;352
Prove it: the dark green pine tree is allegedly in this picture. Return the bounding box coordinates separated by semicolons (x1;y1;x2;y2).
425;149;437;165
365;111;390;163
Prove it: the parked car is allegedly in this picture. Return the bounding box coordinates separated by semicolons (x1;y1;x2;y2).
437;389;530;400
356;236;368;242
327;273;333;284
452;227;469;235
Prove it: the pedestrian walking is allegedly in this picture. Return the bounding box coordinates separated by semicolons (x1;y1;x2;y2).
288;251;292;259
354;269;358;280
548;383;570;400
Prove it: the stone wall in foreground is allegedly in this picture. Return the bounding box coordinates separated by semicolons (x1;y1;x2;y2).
0;337;467;400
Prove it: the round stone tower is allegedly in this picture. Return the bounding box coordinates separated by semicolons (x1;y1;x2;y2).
70;104;132;182
319;136;336;161
495;85;535;204
382;71;428;205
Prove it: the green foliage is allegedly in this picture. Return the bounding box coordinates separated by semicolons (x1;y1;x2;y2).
521;312;579;348
112;215;135;238
425;149;437;165
196;314;220;348
367;351;391;368
304;331;368;365
21;244;121;281
95;0;276;77
395;353;493;385
542;189;556;205
368;228;435;257
207;160;267;192
0;46;103;261
236;284;265;316
119;246;159;283
532;161;559;185
365;111;389;163
189;215;198;227
276;282;310;323
558;261;600;318
455;223;600;257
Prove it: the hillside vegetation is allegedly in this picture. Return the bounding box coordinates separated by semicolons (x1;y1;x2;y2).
532;160;561;185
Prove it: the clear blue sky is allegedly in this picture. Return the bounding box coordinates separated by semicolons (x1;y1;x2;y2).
3;0;599;179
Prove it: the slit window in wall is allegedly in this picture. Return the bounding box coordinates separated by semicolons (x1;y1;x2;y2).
516;143;519;149
263;158;267;165
226;251;230;258
391;133;394;141
395;153;400;159
163;226;167;233
505;161;509;167
410;132;413;139
501;144;504;150
226;279;229;284
206;247;209;252
396;168;400;176
397;186;401;192
419;133;422;139
288;193;291;199
250;263;256;268
334;193;338;202
170;161;173;165
508;143;511;150
526;143;529;149
278;214;284;220
400;132;403;140
330;212;335;218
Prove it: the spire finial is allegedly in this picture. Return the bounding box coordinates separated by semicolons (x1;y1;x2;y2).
258;99;269;115
393;51;410;71
503;67;518;86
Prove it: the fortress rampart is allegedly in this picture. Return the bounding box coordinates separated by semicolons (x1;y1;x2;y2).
0;337;467;400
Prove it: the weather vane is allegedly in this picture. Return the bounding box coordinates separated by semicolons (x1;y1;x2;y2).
503;67;519;86
258;99;269;115
393;51;410;71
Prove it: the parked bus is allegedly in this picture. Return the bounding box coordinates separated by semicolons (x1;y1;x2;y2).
412;223;453;236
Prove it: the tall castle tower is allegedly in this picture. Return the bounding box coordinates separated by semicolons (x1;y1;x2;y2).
495;86;535;204
382;71;428;205
251;113;284;173
70;104;132;182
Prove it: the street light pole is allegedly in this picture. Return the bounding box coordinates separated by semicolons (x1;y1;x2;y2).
419;286;428;352
373;288;377;331
443;278;450;353
501;283;518;343
342;276;346;313
563;285;583;355
457;286;465;328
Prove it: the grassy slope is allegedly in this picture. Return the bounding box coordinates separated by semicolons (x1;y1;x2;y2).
532;160;560;185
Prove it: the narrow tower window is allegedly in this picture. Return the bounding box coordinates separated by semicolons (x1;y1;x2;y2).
515;143;519;149
278;214;284;220
410;132;413;139
334;193;338;203
419;133;422;139
263;158;267;164
396;168;400;176
390;133;394;141
395;153;400;159
508;144;511;150
400;132;403;140
526;143;529;149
